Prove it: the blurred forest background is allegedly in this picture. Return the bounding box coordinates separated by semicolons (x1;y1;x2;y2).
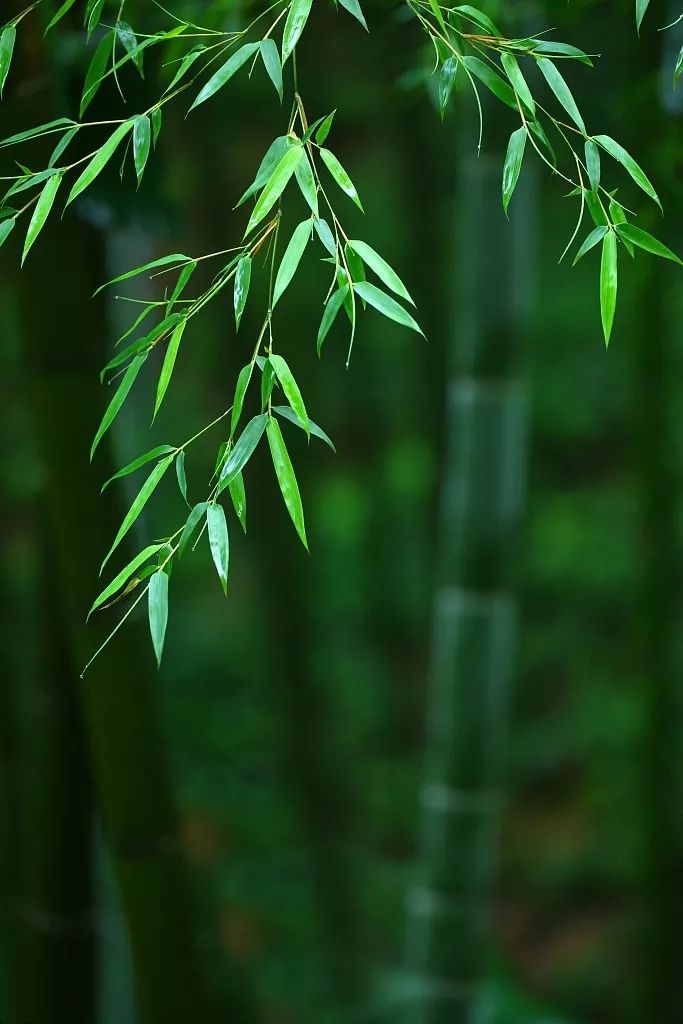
1;1;683;1022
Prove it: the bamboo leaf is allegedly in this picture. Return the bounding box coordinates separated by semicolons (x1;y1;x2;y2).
282;0;314;63
273;220;311;306
66;120;133;206
636;0;650;31
190;42;260;110
461;56;517;110
230;362;254;436
166;260;196;314
236;135;292;207
22;171;62;264
319;147;363;211
178;501;209;556
0;216;16;248
615;222;682;263
315;111;335;146
593;134;661;209
217;413;268;492
269;354;309;435
260;39;282;101
266;417;307;548
89;543;164;617
175;449;189;503
454;5;501;35
317;286;347;354
101;445;176;492
314;217;336;256
273;405;335;450
148;570;169;667
80;30;114;117
501;52;535;115
45;0;77;33
234;255;251;329
536;57;585;133
133;114;151;186
347;239;414;303
91;351;148;460
439;56;458;118
228;473;247;532
354;280;423;334
294;152;319;215
0;118;76;149
572;225;608;265
585;140;600;193
338;0;368;30
154;319;186;420
95;253;190;295
502;127;526;215
0;25;16;99
600;231;618;346
102;454;176;571
207;503;229;594
245;145;303;235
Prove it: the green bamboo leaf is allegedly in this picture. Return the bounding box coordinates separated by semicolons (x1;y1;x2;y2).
315;111;336;146
585;140;600;194
675;44;683;87
234;255;251;329
273;220;311;307
66;120;133;206
94;253;190;295
85;0;106;37
117;21;144;75
314;217;336;256
101;445;176;492
154;319;186;420
461;56;516;110
502;127;526;215
317;286;347;355
148;570;169;667
228;473;247;532
261;358;276;410
600;230;618;346
89;543;164;617
166;260;196;314
151;108;162;146
0;25;16;99
0;216;16;248
178;501;209;556
295;152;319;215
319;147;364;211
260;38;282;101
530;40;593;66
45;0;77;33
230;362;254;436
439;56;458;118
236;135;292;207
246;145;303;235
217;413;268;492
91;351;148;460
175;449;189;503
501;52;535;115
615;222;682;263
354;280;423;334
273;405;335;451
190;42;260;110
572;225;608;265
536;57;585;133
133;114;151;186
266;417;308;548
593;134;661;209
338;0;368;30
0;118;76;149
80;29;114;117
102;454;175;571
4;168;60;202
454;5;501;35
49;125;79;168
22;171;62;264
269;354;309;435
347;239;414;304
282;0;313;63
207;503;229;594
636;0;650;31
163;46;205;94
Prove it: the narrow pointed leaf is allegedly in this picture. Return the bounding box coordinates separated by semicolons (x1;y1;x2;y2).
348;239;414;303
260;39;282;100
133;114;151;186
615;222;682;263
315;111;335;146
461;56;517;110
282;0;314;63
0;25;16;98
339;0;368;30
502;127;526;214
45;0;77;33
600;231;618;345
536;57;585;133
228;473;247;532
501;52;535;115
295;153;319;215
246;145;303;235
593;134;661;209
439;57;458;117
102;454;175;570
148;570;169;667
66;120;133;206
101;445;176;491
636;0;650;31
585;140;600;193
178;501;209;556
22;171;62;264
317;286;347;354
94;253;190;295
273;405;335;450
80;30;114;116
217;414;268;491
572;225;608;265
319;148;363;211
0;217;16;248
230;362;254;436
91;351;148;460
273;220;311;306
234;255;251;329
89;543;164;616
175;449;188;502
190;42;260;110
269;354;309;434
354;281;423;334
154;319;186;420
207;503;229;594
266;417;308;548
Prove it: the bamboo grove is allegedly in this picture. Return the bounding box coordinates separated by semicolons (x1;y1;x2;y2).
0;0;679;670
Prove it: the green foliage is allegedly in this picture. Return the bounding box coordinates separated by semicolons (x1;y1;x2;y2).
0;0;678;668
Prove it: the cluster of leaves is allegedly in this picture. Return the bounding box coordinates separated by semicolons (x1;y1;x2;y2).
0;0;678;670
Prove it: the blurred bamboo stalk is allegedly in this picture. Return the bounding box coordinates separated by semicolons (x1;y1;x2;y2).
404;133;535;1021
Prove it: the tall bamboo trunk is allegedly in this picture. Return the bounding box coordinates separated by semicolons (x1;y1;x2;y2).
404;131;534;1022
17;211;226;1024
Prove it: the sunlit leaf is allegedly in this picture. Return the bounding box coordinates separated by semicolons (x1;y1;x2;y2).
207;503;229;594
101;454;176;570
89;543;164;617
572;225;608;265
148;570;169;667
273;405;335;450
133;114;151;186
269;354;309;435
354;280;423;334
91;350;148;460
245;144;303;235
347;239;414;303
266;417;308;548
175;449;189;503
234;255;251;329
228;473;247;532
502;127;526;215
0;25;16;99
319;147;363;211
615;222;682;263
217;414;268;491
260;39;283;101
154;319;186;420
317;286;347;354
22;171;62;264
101;445;176;492
273;220;311;306
190;42;260;109
593;134;661;209
179;501;209;556
600;230;617;346
282;0;314;63
66;120;133;206
338;0;368;30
